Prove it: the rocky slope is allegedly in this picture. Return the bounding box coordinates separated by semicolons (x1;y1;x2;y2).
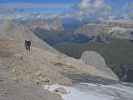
0;19;59;53
0;20;120;100
0;39;118;85
0;20;119;85
54;38;133;81
0;68;62;100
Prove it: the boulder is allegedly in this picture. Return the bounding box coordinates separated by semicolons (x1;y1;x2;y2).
81;51;119;80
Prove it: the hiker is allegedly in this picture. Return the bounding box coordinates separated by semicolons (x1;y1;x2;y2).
25;40;31;53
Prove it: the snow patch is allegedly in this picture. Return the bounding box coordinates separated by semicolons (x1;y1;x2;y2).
43;84;115;100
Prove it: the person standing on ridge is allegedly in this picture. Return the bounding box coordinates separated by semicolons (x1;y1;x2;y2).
25;40;32;54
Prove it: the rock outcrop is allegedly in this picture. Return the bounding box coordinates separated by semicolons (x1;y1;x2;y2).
81;51;118;80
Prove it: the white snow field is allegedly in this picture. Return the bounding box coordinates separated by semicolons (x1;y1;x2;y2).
44;83;133;100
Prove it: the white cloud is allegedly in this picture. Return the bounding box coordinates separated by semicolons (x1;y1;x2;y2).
93;0;105;8
80;0;105;9
80;0;91;8
79;0;112;16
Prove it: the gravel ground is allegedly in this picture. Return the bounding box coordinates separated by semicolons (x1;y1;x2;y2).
0;63;62;100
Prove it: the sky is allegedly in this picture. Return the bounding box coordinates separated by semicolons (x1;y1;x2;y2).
0;0;80;3
0;0;80;13
0;0;131;4
0;0;132;14
0;0;131;9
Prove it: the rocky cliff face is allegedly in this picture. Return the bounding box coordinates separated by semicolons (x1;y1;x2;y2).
75;24;110;37
50;17;64;31
30;20;51;31
75;22;133;41
29;17;64;32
